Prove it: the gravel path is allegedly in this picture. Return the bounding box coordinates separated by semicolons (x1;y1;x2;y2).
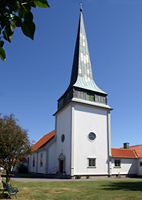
9;176;142;182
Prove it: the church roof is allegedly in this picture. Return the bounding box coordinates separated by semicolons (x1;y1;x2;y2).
67;11;106;95
32;130;55;151
111;148;137;158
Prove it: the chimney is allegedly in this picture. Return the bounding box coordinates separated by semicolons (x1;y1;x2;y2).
123;142;129;149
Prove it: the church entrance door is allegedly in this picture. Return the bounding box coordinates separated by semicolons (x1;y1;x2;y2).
58;153;65;173
59;159;64;173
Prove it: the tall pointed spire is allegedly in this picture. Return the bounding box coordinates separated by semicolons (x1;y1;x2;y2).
68;11;106;94
58;10;107;111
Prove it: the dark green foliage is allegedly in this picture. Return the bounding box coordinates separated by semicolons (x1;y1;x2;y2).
0;0;49;61
17;164;28;174
0;47;6;61
86;175;90;179
0;113;32;183
21;19;35;39
76;175;82;179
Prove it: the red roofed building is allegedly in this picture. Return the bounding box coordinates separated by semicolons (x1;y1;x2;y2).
111;143;142;177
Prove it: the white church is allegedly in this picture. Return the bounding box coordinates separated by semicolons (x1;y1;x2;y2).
27;10;142;178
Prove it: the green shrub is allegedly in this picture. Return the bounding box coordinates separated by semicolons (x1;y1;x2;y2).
76;175;82;179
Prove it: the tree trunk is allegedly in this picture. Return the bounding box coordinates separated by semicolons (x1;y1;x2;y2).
6;168;11;184
0;172;1;184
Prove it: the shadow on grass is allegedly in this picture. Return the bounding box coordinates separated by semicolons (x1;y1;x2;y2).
0;189;9;199
2;173;42;179
103;181;142;192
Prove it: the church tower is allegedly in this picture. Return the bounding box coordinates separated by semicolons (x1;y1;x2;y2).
54;9;112;177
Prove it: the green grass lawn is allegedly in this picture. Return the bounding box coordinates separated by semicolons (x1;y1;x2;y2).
0;179;142;200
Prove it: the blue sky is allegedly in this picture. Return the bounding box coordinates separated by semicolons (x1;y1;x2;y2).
0;0;142;148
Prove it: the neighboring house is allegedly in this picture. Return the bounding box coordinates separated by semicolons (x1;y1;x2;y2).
111;143;142;176
27;10;142;178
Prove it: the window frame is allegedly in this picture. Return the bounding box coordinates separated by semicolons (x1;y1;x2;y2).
40;153;43;167
33;156;35;167
61;134;65;142
114;159;121;167
88;158;96;168
88;132;96;141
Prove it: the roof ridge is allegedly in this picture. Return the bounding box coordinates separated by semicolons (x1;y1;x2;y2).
129;144;142;147
112;147;134;151
133;149;138;158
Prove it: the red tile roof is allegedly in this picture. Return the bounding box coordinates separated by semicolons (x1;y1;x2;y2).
32;130;55;151
111;148;137;158
128;145;142;158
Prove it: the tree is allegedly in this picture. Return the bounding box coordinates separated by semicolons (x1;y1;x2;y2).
0;113;32;183
0;0;49;61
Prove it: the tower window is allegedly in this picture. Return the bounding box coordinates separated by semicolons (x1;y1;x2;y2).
86;92;94;101
61;134;65;142
88;158;96;167
88;132;96;141
95;94;107;104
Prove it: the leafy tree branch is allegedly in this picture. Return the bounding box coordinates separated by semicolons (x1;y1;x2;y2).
0;0;49;61
0;113;32;183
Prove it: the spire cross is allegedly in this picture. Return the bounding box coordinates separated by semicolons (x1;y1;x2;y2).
79;2;84;12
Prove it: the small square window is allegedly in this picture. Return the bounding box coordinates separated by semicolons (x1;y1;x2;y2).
140;162;142;167
88;158;96;167
115;159;121;167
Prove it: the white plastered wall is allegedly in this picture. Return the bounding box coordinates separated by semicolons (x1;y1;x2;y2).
111;158;137;175
73;103;110;175
137;158;142;176
47;142;56;174
55;104;72;175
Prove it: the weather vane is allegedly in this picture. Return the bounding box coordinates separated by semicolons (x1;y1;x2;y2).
79;2;84;12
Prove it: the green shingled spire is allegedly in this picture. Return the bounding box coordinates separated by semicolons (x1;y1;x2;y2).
58;11;107;110
69;12;106;94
